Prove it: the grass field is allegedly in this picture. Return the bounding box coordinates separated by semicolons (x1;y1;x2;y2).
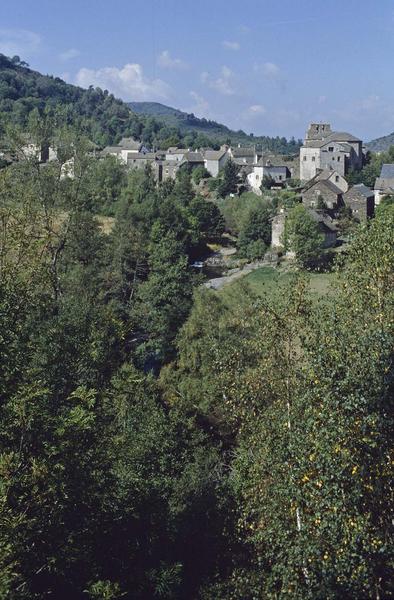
240;266;336;299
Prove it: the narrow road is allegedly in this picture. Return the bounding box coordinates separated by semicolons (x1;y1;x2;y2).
204;261;268;290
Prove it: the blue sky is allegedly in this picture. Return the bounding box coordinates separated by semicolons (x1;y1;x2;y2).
1;0;394;140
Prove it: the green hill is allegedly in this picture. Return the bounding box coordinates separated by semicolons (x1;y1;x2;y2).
366;132;394;153
0;54;300;153
129;101;302;153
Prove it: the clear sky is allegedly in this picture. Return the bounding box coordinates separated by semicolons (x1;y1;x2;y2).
1;0;393;141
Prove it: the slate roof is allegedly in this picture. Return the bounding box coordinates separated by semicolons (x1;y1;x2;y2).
182;151;204;162
101;146;122;155
265;165;289;173
324;132;361;143
118;138;142;150
309;209;337;232
127;152;156;160
304;179;343;196
302;169;343;192
305;131;361;149
231;147;256;157
166;147;189;154
204;149;227;161
347;184;374;198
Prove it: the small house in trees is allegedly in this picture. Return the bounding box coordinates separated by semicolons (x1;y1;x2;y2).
179;151;205;171
165;147;190;162
271;208;337;251
102;137;149;164
343;184;375;220
374;164;394;205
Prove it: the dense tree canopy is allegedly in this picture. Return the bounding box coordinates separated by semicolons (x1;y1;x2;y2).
0;111;392;599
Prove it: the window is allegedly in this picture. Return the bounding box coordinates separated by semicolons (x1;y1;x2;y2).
312;156;315;162
303;156;307;161
328;146;334;152
335;176;339;182
256;175;259;180
332;157;335;161
337;157;340;162
279;175;282;180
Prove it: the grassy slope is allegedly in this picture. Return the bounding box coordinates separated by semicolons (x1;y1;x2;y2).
244;266;335;298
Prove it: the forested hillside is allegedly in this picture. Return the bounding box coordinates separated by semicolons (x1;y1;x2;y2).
0;114;393;599
129;101;302;153
0;54;300;152
367;131;394;152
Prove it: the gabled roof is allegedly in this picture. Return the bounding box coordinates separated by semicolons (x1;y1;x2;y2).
231;147;256;158
302;168;342;191
204;149;227;161
182;151;204;162
304;131;361;149
346;183;374;198
324;131;361;143
304;178;343;196
101;146;122;155
264;165;289;173
309;209;337;232
166;147;189;154
118;137;142;150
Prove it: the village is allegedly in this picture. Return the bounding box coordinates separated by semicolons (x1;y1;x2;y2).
98;121;391;262
2;119;392;271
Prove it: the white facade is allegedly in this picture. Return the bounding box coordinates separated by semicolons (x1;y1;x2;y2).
247;165;264;194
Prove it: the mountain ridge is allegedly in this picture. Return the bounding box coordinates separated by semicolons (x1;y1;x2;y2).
366;132;394;152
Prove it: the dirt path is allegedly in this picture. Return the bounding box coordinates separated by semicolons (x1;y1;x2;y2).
204;261;268;290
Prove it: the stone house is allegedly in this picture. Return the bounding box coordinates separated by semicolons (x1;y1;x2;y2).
204;149;229;177
374;164;394;205
343;184;375;220
126;152;157;170
229;144;259;165
247;160;290;193
301;179;343;210
303;168;348;193
179;151;205;171
271;208;337;251
102;137;149;164
165;147;190;162
300;123;363;181
153;160;180;182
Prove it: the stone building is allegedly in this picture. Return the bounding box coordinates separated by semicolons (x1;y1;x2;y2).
301;169;347;209
204;149;229;177
229;145;259;165
343;184;375;220
300;123;363;181
101;137;149;164
247;160;290;193
271;208;337;251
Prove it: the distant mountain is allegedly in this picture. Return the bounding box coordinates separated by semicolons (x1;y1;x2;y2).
128;101;302;154
366;132;394;153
